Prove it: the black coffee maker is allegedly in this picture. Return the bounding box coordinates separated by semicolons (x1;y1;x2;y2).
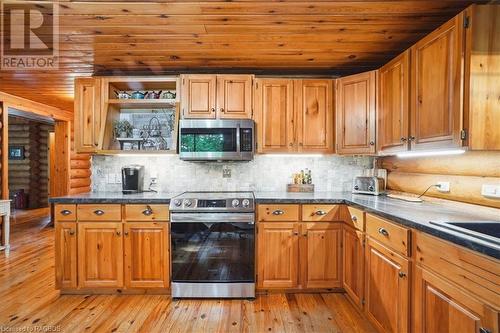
122;165;144;194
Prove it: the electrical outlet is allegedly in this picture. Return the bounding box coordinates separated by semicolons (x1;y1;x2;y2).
115;173;122;184
481;184;500;199
222;165;231;178
437;181;450;192
107;174;115;184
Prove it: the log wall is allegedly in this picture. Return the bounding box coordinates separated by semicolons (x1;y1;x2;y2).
381;151;500;208
69;125;92;194
8;116;53;208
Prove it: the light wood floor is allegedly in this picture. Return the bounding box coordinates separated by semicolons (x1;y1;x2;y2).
10;207;50;225
0;218;376;333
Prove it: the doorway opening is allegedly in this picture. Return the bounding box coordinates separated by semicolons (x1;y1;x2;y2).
7;109;54;225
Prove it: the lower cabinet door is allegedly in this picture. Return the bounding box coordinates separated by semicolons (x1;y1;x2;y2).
257;222;299;289
55;222;78;289
365;238;409;333
414;266;497;333
77;222;124;288
124;222;169;288
301;222;342;289
342;226;364;307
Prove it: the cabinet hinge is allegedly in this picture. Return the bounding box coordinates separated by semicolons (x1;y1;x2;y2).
463;16;470;28
256;82;259;89
362;239;366;247
460;129;468;141
182;78;185;85
361;298;365;305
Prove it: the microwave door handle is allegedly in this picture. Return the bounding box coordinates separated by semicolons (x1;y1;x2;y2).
236;123;241;154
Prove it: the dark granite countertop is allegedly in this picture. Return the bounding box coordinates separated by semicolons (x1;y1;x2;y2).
49;192;180;204
50;190;499;259
255;191;500;260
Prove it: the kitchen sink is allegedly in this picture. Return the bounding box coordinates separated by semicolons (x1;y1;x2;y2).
429;221;500;247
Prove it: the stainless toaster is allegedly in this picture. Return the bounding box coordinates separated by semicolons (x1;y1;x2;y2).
352;176;385;195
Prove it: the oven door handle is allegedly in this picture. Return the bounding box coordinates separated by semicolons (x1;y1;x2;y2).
170;212;255;224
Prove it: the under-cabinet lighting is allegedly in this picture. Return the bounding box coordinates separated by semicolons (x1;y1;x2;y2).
396;149;466;159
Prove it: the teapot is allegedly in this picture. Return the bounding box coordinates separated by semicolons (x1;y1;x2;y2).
145;90;162;99
130;91;146;99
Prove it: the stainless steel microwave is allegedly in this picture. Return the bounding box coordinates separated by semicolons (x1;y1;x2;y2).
179;119;255;161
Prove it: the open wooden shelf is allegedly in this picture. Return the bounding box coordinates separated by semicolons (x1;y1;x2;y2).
107;99;177;109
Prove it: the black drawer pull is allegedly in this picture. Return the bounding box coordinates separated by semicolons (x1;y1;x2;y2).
315;210;327;216
378;227;389;237
94;210;105;216
351;215;358;222
142;205;153;216
60;210;72;216
272;209;284;215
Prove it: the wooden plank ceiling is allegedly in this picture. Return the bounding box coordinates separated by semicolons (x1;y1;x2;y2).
0;0;488;112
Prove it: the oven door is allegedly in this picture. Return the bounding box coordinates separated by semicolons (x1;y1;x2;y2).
179;119;254;161
170;213;255;283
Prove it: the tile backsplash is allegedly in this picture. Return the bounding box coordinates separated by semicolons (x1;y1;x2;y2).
92;155;373;193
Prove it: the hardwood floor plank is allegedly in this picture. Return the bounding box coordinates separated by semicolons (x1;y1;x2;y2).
0;218;376;333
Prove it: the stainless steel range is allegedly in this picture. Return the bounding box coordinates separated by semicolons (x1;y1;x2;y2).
169;192;255;298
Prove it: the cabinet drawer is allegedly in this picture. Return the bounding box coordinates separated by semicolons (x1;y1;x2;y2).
302;204;341;222
415;232;500;308
258;204;299;222
77;204;122;221
345;206;365;231
366;213;410;256
125;204;169;221
55;204;77;222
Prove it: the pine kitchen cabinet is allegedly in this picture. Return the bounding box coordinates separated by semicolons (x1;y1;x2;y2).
77;222;124;288
300;222;342;289
336;71;377;155
74;77;103;153
414;231;499;333
124;222;170;288
377;51;410;155
295;79;334;153
181;74;253;119
253;78;295;153
254;78;334;154
410;12;465;151
55;222;78;289
365;237;410;333
257;204;342;290
257;222;300;289
342;227;364;307
74;76;180;154
54;203;171;293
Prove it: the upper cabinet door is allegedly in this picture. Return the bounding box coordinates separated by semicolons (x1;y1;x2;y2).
181;74;217;119
295;80;334;153
336;71;377;155
216;75;253;119
254;79;295;153
74;77;102;153
378;51;410;155
410;13;464;150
